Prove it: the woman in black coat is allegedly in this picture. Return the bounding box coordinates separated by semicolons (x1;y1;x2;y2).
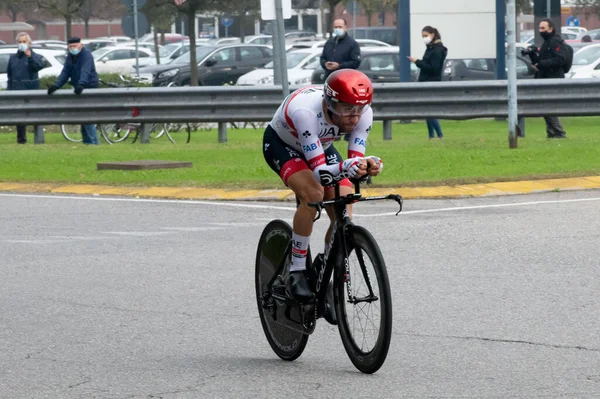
7;33;45;144
408;26;448;139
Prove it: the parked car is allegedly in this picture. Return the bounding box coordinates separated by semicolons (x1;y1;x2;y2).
563;26;587;35
237;48;321;86
311;47;418;84
30;40;67;50
567;44;600;79
95;36;132;43
577;29;600;40
0;46;66;89
287;38;391;52
346;27;397;45
82;39;117;52
138;44;273;86
442;55;536;81
139;33;189;44
92;46;156;75
157;41;191;64
245;35;273;45
119;41;161;51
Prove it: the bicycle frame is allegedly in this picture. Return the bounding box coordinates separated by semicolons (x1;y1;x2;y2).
264;180;403;329
308;181;403;315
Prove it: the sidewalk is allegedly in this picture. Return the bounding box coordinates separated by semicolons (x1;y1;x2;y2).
1;176;600;201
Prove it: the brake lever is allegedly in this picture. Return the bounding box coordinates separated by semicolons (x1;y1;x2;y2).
388;194;403;215
308;202;323;222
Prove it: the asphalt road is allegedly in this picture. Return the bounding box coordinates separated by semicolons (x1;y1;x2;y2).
1;190;599;399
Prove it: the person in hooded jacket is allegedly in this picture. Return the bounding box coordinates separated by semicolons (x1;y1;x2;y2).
409;26;448;140
320;18;361;80
534;18;567;138
7;32;46;144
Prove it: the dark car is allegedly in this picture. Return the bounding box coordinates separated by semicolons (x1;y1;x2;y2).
138;44;272;86
347;27;398;46
310;47;418;84
441;55;536;81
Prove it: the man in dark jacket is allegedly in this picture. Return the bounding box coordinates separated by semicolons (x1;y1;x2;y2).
533;18;567;138
319;19;361;79
7;33;46;144
47;37;100;144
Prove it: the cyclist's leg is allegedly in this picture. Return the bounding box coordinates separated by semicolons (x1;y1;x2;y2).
263;125;319;300
322;144;354;251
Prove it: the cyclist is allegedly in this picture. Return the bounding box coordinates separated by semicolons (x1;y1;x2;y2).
262;69;383;301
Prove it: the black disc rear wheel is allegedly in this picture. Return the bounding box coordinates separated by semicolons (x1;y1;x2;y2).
255;219;309;361
335;226;392;374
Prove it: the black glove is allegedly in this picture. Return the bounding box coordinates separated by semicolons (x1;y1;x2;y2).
74;86;84;95
47;86;58;95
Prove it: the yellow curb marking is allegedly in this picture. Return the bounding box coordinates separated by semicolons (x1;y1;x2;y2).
0;176;599;200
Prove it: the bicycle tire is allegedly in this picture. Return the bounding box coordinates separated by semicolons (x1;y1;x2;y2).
100;124;131;143
60;124;83;142
255;219;309;361
334;225;392;374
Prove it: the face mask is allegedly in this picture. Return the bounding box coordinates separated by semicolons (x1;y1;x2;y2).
423;36;432;45
18;43;28;52
540;31;551;40
333;28;345;38
69;47;80;56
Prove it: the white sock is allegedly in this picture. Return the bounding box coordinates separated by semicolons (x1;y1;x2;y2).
290;233;310;272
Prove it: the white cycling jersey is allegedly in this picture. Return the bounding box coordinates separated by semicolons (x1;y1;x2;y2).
269;86;373;172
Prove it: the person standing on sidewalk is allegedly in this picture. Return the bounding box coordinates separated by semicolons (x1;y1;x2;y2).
47;37;100;145
533;18;567;139
7;33;45;144
408;26;448;140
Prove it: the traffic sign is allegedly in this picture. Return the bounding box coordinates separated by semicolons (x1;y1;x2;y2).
120;0;146;8
260;0;292;20
222;17;233;28
121;12;150;38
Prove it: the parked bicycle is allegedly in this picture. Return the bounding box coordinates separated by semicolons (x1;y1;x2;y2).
60;75;176;144
255;179;403;374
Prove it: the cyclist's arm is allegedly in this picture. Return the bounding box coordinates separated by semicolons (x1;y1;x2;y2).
347;107;373;159
291;109;356;185
347;107;383;175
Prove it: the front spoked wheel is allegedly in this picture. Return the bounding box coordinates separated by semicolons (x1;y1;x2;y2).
255;220;309;361
335;225;392;374
60;124;83;142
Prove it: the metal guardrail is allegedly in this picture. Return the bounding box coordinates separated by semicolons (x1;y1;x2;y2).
3;79;600;143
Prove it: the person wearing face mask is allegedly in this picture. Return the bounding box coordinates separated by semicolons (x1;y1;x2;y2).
534;18;567;139
319;18;361;80
47;37;100;145
7;32;46;144
408;26;448;140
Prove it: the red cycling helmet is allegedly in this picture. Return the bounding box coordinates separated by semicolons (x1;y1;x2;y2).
324;69;373;116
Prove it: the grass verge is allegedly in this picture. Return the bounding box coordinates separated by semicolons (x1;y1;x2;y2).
0;117;599;190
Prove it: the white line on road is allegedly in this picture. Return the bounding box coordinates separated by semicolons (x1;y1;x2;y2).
1;193;599;217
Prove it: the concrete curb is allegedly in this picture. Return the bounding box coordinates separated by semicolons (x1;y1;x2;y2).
1;176;600;201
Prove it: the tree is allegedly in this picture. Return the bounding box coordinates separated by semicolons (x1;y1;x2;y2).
572;0;600;18
214;0;259;41
356;0;384;27
516;0;533;14
77;0;124;38
32;0;86;39
174;0;216;86
0;0;24;22
142;0;178;63
325;0;344;34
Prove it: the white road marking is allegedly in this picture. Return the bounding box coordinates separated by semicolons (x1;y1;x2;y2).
355;197;600;218
0;193;599;218
103;231;171;237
